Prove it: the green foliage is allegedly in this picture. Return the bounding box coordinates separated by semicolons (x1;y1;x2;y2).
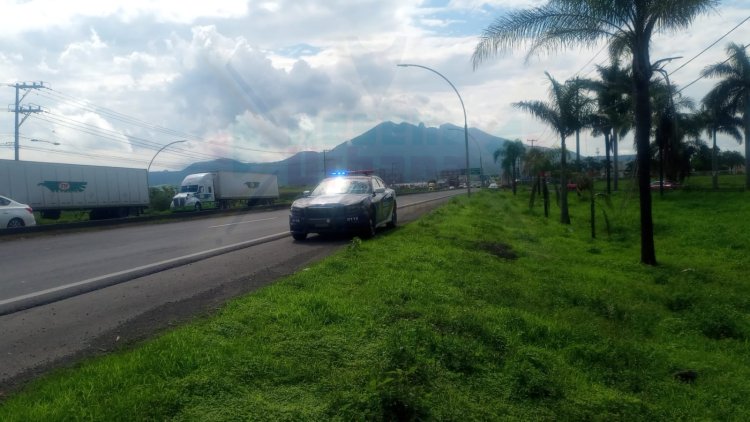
2;179;750;420
149;185;177;211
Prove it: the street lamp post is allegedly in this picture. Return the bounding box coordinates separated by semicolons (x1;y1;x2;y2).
397;63;471;197
30;138;60;146
1;138;60;153
322;149;331;177
147;140;187;187
449;127;483;186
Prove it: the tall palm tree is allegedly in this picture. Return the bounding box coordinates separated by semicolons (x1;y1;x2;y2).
569;77;596;169
494;139;526;195
472;0;717;265
513;72;576;224
592;58;632;191
584;58;631;194
701;42;750;189
700;91;743;189
651;78;707;186
588;113;613;193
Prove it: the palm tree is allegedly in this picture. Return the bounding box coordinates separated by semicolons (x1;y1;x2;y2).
472;0;717;265
650;77;699;187
513;72;576;224
699;91;743;189
592;58;632;191
588;113;613;193
585;58;632;194
569;77;596;169
701;42;750;189
524;147;555;216
494;139;526;195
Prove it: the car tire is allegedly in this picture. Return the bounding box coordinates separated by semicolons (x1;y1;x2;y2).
362;211;376;239
386;205;397;228
292;232;307;241
7;218;25;228
195;202;202;211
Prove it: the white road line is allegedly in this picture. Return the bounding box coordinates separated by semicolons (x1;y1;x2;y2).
208;217;277;228
0;231;290;307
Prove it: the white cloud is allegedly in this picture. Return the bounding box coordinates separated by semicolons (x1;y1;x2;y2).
1;0;749;169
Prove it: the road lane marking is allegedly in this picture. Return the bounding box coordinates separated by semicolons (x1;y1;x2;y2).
208;217;278;228
0;231;291;312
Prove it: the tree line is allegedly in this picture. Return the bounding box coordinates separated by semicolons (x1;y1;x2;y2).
473;0;747;266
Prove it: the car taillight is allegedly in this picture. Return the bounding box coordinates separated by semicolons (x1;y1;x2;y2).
25;207;33;214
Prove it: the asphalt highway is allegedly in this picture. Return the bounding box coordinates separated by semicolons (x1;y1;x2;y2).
0;189;464;391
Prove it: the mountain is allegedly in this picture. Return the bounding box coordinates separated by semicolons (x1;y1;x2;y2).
148;121;512;187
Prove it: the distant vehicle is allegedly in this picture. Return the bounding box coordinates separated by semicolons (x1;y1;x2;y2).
171;172;279;211
488;183;498;189
289;172;396;241
650;180;678;190
567;182;578;191
0;195;36;229
0;159;148;220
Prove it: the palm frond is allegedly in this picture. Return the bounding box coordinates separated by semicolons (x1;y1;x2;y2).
472;2;627;68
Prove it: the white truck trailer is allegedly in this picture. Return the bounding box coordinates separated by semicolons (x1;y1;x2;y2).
0;159;149;220
171;171;279;211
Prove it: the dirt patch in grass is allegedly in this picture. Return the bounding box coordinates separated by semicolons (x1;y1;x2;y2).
477;241;518;260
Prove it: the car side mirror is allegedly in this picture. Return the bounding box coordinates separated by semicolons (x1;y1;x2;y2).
374;187;385;195
302;190;311;197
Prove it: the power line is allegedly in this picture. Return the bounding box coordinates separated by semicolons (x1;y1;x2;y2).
39;88;200;141
669;15;750;76
36;87;296;155
676;42;750;95
572;41;611;79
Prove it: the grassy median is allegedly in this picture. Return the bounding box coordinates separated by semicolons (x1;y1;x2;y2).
2;177;749;420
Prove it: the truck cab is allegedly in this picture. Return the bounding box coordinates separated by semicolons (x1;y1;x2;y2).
171;173;215;211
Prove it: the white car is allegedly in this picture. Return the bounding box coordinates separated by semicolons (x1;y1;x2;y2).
488;183;499;189
0;195;37;229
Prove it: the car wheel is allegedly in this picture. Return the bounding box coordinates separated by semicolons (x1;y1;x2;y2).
292;232;307;241
195;202;202;211
362;211;376;238
7;218;25;228
386;205;397;228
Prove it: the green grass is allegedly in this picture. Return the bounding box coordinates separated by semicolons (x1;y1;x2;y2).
2;175;749;420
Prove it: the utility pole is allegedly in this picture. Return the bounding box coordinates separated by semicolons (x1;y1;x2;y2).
323;149;331;177
527;139;537;149
8;81;46;160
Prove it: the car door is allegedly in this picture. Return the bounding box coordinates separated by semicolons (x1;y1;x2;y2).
373;177;394;224
0;196;12;227
370;178;385;224
382;181;396;222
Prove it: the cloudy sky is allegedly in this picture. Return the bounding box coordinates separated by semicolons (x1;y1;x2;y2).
1;0;748;170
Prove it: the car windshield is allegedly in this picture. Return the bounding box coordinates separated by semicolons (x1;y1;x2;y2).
311;178;370;196
180;185;200;193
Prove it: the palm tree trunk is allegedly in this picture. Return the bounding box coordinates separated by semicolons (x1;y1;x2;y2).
712;127;718;190
605;131;612;194
575;129;581;170
745;92;750;190
633;45;657;265
560;135;570;224
613;132;619;191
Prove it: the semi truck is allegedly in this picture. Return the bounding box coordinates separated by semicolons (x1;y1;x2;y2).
171;171;279;211
0;159;149;220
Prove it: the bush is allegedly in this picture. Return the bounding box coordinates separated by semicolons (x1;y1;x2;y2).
150;186;176;211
